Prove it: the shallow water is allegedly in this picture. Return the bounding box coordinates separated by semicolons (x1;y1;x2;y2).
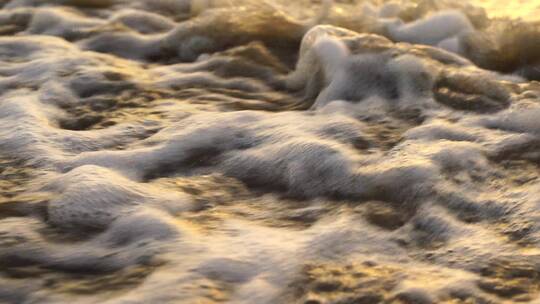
1;0;540;303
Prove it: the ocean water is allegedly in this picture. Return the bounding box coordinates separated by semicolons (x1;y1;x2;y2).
479;0;540;21
1;0;540;303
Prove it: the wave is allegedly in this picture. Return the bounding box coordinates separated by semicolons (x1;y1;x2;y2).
0;0;540;303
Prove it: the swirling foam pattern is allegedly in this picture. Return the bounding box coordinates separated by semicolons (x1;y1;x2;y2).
1;0;540;303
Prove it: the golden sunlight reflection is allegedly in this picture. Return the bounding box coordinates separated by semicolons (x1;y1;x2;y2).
477;0;540;20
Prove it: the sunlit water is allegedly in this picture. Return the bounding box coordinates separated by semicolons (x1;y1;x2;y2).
479;0;540;20
0;0;540;303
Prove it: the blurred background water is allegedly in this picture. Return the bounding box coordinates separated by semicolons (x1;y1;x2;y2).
478;0;540;21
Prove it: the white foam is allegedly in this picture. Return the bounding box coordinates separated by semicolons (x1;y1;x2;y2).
1;2;540;303
98;208;181;246
313;37;349;84
387;10;474;46
25;7;104;39
112;9;175;34
45;165;192;229
313;51;434;108
480;107;540;135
